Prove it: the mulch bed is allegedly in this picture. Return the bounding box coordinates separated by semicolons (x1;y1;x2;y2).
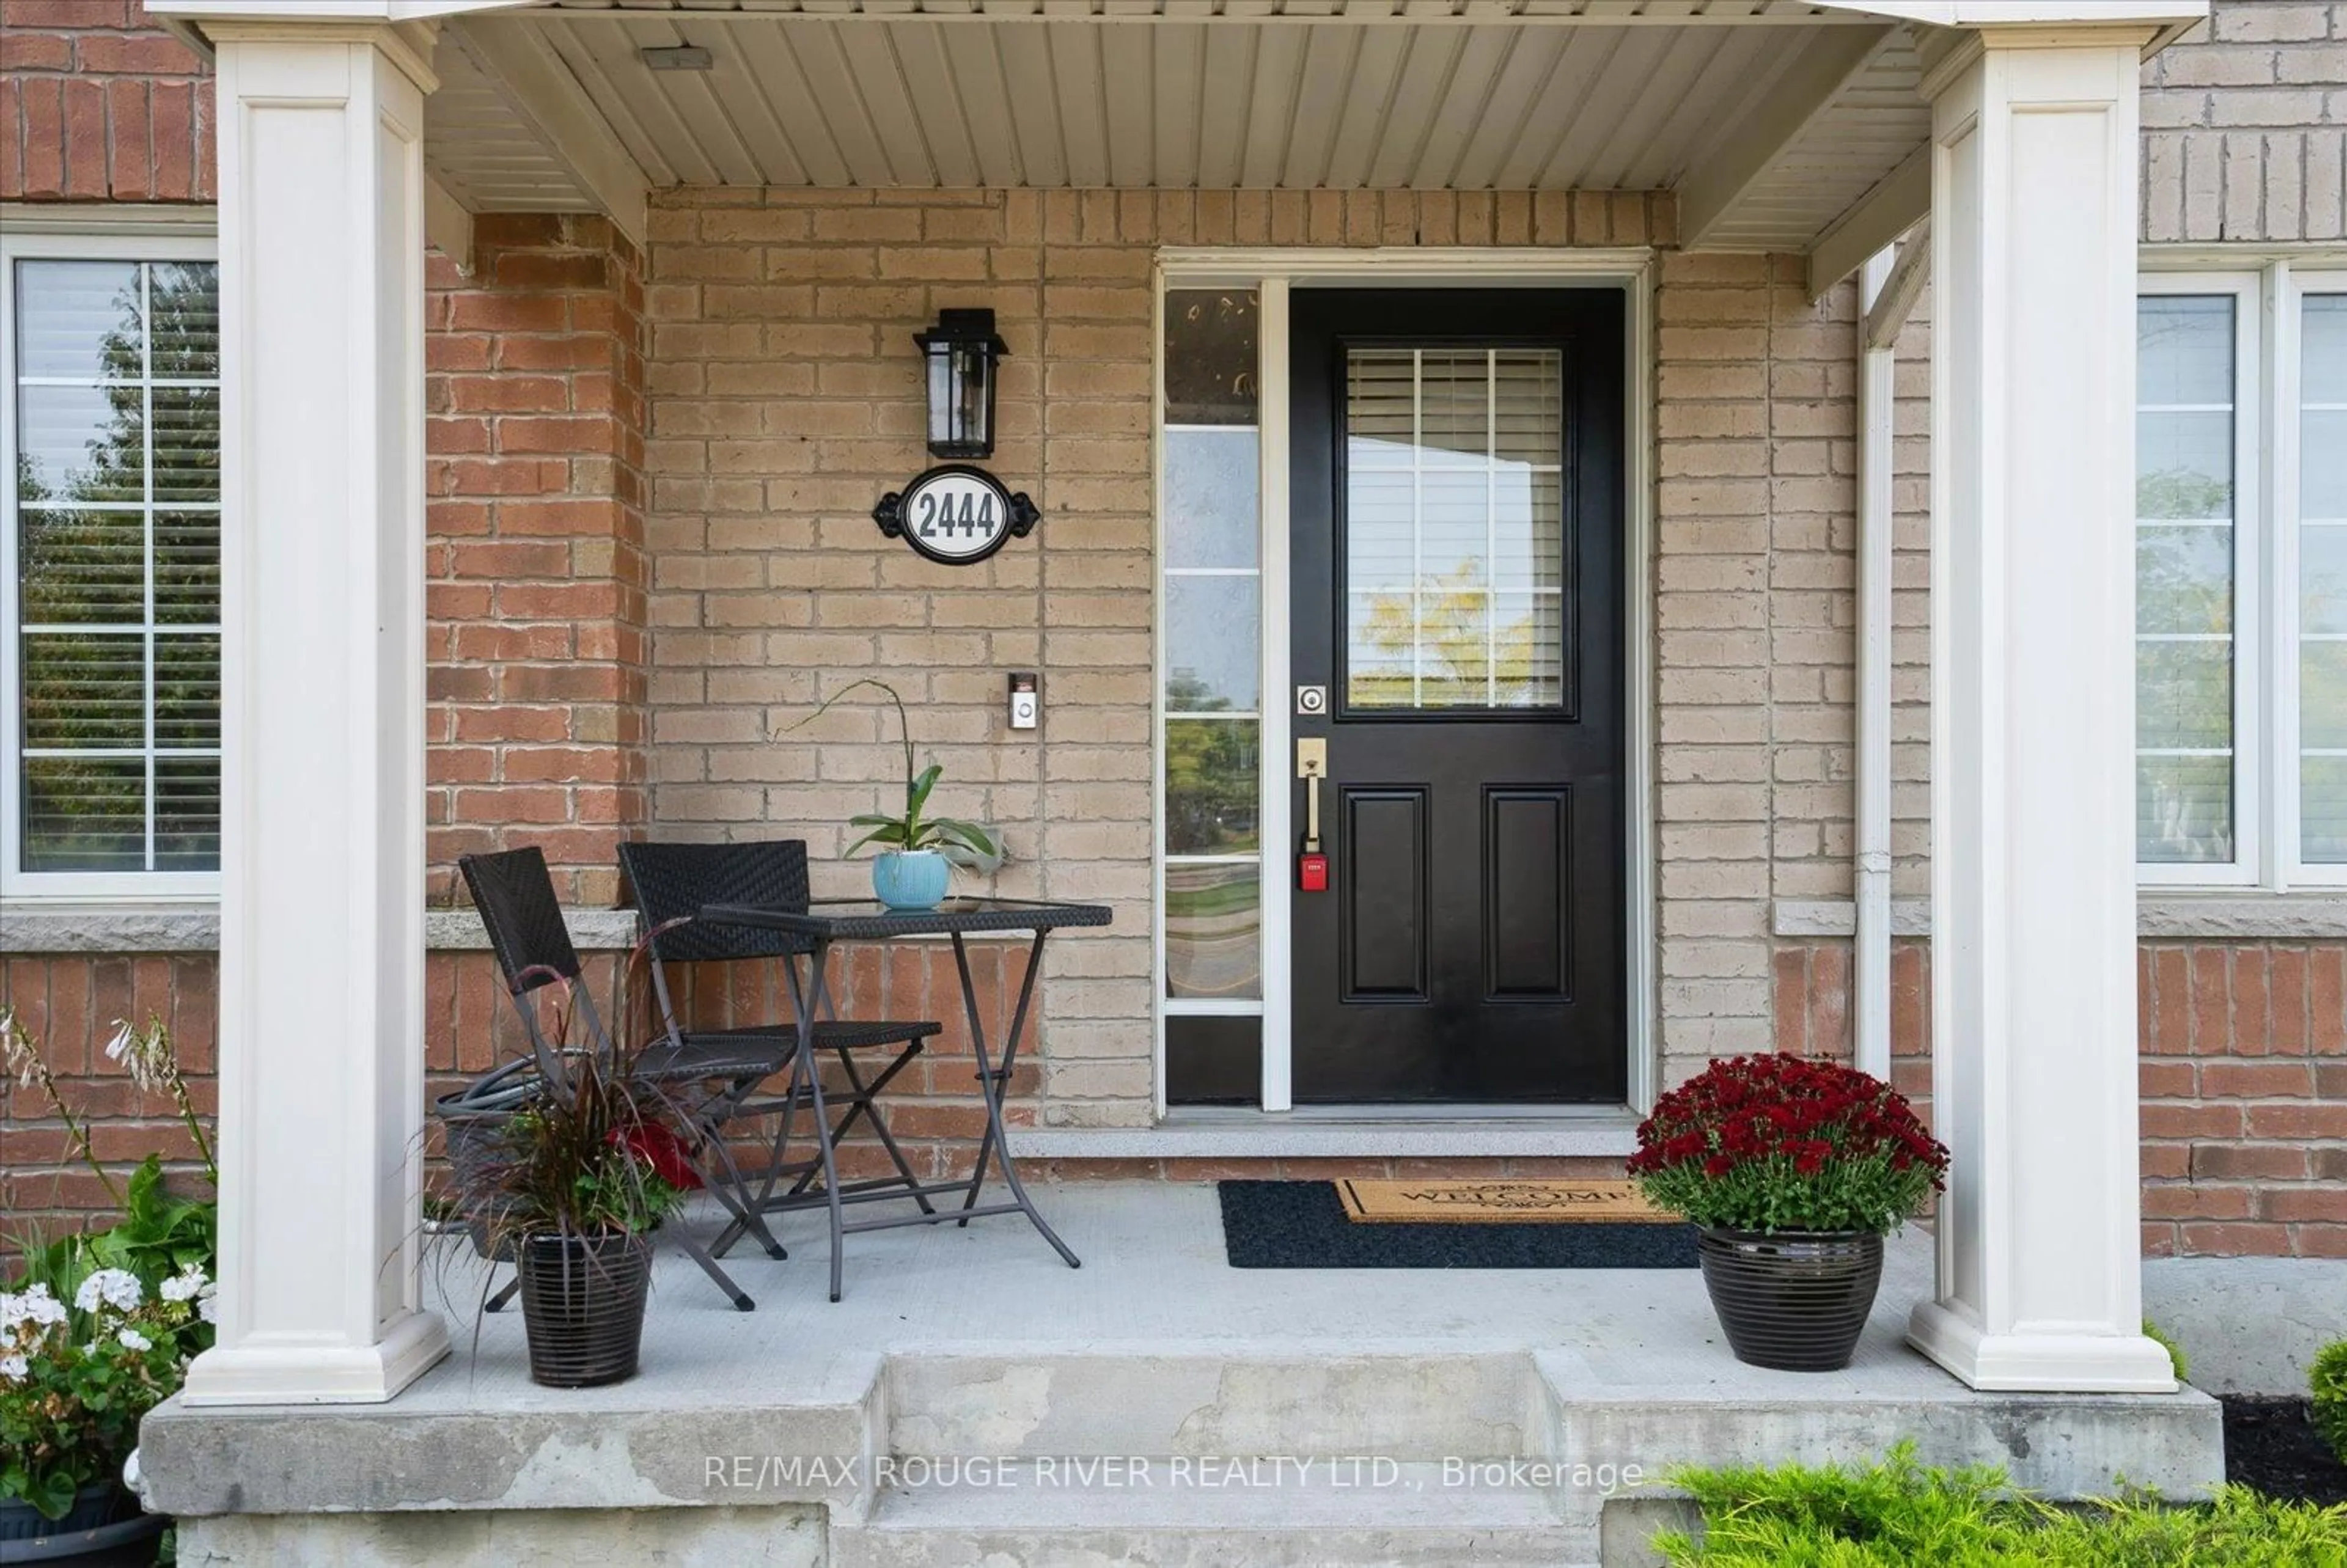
2221;1395;2347;1506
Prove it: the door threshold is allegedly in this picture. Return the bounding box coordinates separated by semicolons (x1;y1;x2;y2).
1006;1106;1641;1163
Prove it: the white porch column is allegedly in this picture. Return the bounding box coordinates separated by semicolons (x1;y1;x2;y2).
177;22;447;1405
1907;26;2175;1394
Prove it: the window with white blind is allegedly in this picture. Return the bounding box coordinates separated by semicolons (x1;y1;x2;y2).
2;232;221;897
1343;347;1565;711
2136;263;2347;889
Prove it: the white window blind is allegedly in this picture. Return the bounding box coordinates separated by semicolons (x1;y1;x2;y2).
5;240;221;894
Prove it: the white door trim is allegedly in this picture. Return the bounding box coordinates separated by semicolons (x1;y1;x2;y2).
1153;246;1659;1118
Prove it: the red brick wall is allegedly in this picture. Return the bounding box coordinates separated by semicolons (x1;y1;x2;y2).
5;939;1040;1238
0;0;210;203
1;954;216;1233
1775;937;2347;1259
427;216;653;907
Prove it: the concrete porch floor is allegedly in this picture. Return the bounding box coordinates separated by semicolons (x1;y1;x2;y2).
144;1182;2225;1567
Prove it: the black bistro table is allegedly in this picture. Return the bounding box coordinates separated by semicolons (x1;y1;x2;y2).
697;895;1111;1301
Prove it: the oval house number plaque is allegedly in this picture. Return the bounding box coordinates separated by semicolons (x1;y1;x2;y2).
873;464;1040;567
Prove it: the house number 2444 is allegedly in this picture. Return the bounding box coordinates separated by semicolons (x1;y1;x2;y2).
873;464;1041;568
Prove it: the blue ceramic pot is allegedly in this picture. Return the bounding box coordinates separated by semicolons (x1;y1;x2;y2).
872;849;950;910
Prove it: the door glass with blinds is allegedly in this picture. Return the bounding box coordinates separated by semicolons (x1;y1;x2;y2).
2134;295;2239;866
2301;290;2347;861
1343;348;1564;711
9;254;222;880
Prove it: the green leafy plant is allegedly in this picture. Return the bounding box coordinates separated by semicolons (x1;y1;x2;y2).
1653;1442;2347;1566
1627;1053;1948;1234
2;1267;213;1521
2315;1339;2347;1467
1;1006;217;1523
790;677;1002;870
2143;1319;2189;1384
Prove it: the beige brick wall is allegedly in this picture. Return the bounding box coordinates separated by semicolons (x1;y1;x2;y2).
1649;253;1939;1084
642;187;1672;1124
2143;0;2347;243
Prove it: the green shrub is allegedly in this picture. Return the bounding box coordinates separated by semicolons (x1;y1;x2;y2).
2143;1319;2189;1383
1651;1443;2347;1567
2315;1340;2347;1467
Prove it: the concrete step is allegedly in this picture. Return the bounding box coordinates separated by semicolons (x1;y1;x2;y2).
828;1460;1600;1568
886;1350;1544;1460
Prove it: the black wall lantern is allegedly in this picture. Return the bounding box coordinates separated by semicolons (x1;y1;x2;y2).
916;307;1008;460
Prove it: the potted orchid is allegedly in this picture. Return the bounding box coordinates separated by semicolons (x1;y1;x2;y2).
1628;1053;1948;1372
3;1008;216;1558
790;677;1003;911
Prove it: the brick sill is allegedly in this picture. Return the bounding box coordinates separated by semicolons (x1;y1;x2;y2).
0;904;640;955
0;903;1047;955
1774;895;2347;941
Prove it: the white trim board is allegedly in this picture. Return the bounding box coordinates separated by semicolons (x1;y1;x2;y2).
1153;246;1659;1121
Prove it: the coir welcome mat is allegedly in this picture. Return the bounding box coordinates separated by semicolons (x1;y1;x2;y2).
1218;1180;1699;1270
1337;1178;1667;1225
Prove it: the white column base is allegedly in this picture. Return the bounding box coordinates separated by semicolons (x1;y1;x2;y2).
1909;1301;2176;1394
179;1310;450;1407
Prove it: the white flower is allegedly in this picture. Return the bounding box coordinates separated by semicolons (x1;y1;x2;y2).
116;1328;152;1352
75;1269;142;1315
0;1352;26;1381
197;1294;218;1325
160;1266;208;1303
4;1283;68;1331
0;1003;35;1090
103;1017;172;1094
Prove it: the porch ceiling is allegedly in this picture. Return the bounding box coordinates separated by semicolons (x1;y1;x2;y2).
429;3;1931;271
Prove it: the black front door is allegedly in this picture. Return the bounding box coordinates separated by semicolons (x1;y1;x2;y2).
1290;288;1625;1104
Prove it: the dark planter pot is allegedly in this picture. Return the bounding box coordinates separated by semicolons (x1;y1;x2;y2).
515;1231;652;1388
1;1485;166;1564
1697;1227;1885;1372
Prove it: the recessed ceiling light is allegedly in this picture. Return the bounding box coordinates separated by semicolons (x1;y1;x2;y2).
640;45;713;71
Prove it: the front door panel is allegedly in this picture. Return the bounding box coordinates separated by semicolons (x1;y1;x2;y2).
1289;288;1625;1103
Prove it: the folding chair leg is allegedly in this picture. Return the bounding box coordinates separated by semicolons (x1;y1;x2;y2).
675;1230;755;1311
697;1108;790;1261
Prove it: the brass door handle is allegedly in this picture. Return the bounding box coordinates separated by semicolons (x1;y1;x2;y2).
1297;738;1327;852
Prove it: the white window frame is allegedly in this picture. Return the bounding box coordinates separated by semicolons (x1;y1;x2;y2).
2280;258;2347;887
2138;254;2347;892
1;221;221;902
2134;269;2263;888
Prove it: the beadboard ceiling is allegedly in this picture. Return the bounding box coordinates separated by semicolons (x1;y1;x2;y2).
425;4;1933;266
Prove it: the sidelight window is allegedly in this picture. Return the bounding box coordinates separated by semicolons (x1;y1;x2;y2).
1160;288;1264;1006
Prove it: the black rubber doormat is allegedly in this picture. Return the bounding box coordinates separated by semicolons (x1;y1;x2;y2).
1217;1181;1700;1269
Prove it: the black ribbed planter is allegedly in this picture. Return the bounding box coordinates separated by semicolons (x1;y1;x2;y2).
1696;1227;1884;1371
515;1231;652;1388
0;1485;164;1564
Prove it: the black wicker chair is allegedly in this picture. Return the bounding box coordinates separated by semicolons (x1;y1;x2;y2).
617;840;942;1261
450;846;770;1310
